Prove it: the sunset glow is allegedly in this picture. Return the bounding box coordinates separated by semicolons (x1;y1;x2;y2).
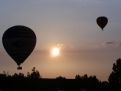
0;0;121;81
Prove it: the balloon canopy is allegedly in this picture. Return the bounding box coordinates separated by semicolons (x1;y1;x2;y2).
96;16;108;30
2;25;36;70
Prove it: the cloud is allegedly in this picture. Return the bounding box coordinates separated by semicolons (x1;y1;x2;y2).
105;41;115;45
102;41;121;48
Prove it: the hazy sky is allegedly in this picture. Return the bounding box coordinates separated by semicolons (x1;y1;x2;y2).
0;0;121;81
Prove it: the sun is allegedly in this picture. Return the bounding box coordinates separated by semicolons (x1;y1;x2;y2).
51;47;60;57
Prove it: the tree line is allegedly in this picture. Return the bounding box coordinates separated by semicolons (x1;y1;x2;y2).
0;58;121;91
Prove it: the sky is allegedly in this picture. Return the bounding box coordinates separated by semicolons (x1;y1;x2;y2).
0;0;121;81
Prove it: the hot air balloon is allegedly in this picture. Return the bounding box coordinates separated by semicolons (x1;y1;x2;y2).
96;16;108;30
2;25;36;70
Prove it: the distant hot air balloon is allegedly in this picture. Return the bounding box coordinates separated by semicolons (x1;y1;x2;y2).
96;16;108;30
2;25;36;70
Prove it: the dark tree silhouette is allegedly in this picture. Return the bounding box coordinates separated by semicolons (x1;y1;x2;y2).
27;67;41;79
0;67;109;91
75;74;81;79
56;76;66;80
13;73;24;77
108;58;121;90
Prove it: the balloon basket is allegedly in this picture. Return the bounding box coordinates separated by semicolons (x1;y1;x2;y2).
17;66;22;70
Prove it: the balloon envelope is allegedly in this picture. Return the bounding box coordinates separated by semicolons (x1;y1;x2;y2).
2;25;36;68
96;16;108;30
